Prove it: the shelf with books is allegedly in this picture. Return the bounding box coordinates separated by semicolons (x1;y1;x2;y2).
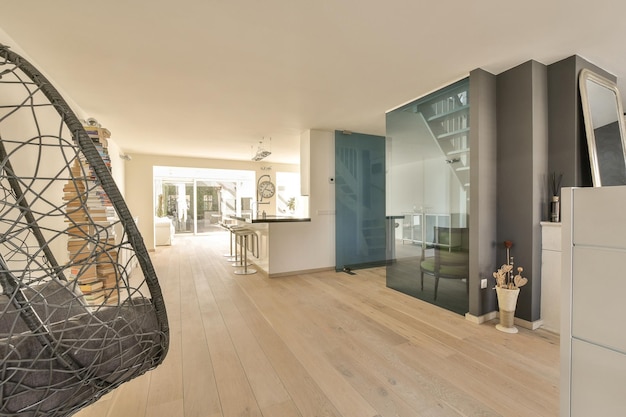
62;125;121;306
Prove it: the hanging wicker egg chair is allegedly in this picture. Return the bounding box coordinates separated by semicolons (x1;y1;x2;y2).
0;44;169;417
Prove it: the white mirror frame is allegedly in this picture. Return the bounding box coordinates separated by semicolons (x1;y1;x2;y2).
579;68;626;187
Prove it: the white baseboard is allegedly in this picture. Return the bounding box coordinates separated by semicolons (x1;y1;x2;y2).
465;311;497;324
512;316;544;330
269;266;335;278
465;311;544;330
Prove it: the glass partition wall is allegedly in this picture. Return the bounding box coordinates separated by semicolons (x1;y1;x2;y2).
386;78;470;315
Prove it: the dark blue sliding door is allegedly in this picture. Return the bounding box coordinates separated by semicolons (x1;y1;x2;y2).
335;131;386;271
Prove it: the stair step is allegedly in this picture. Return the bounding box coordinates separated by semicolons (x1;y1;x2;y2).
427;104;469;122
447;148;470;156
437;127;470;140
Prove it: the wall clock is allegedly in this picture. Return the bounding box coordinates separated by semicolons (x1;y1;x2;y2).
257;174;275;201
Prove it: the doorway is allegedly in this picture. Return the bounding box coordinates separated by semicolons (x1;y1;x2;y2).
335;130;387;271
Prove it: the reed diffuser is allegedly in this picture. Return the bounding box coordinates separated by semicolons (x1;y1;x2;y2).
550;172;563;222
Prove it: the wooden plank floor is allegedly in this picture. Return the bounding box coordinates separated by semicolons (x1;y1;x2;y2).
75;233;559;417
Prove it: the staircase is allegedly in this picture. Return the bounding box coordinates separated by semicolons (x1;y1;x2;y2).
414;82;470;189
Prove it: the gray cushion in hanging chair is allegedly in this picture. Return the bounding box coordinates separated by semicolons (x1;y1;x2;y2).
0;280;163;415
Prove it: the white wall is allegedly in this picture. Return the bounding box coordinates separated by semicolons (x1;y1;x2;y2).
0;30;126;265
0;29;85;123
105;139;126;197
268;129;335;274
0;28;126;196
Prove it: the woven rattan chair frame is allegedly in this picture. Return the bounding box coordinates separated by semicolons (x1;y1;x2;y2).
0;44;169;416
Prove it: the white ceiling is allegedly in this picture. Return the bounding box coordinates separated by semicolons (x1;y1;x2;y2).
1;0;625;164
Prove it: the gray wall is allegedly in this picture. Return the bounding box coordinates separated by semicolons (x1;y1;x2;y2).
548;55;616;191
469;68;498;317
480;55;613;323
496;60;549;322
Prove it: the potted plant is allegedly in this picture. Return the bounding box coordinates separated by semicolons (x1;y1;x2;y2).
156;194;165;218
493;240;528;333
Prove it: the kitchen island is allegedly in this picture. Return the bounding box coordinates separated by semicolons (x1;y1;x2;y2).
228;214;311;276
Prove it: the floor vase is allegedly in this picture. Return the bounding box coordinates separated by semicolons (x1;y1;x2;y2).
495;286;520;334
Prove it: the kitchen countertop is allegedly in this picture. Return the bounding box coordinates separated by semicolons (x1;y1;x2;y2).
229;214;311;223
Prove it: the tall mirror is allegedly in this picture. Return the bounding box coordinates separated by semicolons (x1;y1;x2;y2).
579;68;626;186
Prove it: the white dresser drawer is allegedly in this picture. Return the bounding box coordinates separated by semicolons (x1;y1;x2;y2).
572;246;626;354
571;338;626;417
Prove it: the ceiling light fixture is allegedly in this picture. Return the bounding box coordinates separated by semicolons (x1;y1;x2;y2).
251;137;271;161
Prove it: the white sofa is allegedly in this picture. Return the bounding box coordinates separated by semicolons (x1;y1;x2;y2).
154;217;174;246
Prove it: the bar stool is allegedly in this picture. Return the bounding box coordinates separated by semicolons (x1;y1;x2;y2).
220;222;242;262
218;222;232;257
248;230;259;258
230;226;252;268
233;228;256;275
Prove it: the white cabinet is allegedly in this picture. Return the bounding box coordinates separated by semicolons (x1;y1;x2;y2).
561;186;626;417
540;222;561;333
